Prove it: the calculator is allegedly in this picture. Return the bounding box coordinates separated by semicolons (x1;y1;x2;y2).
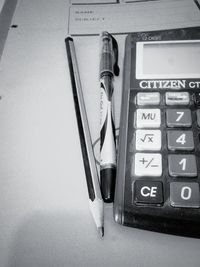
114;27;200;237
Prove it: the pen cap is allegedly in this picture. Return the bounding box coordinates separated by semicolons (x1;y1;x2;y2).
100;32;113;77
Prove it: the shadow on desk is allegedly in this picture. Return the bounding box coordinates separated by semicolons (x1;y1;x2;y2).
6;208;200;267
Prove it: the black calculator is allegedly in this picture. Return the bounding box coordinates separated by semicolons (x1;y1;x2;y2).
114;27;200;237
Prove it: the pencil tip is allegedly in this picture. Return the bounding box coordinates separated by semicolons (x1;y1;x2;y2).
98;227;104;238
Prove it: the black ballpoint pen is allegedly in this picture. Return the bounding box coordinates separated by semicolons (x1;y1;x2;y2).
100;32;120;203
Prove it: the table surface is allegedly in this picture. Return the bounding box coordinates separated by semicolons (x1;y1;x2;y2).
0;1;200;266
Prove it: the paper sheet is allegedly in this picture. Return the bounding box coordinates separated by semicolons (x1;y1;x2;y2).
71;0;117;4
0;0;5;14
68;0;200;35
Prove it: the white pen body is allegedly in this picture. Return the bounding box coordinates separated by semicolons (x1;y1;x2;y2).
100;77;116;169
99;31;118;202
100;76;116;202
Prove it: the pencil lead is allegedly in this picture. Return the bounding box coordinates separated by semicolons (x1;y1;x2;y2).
98;226;104;238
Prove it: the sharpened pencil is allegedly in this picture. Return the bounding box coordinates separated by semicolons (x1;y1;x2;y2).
65;37;104;237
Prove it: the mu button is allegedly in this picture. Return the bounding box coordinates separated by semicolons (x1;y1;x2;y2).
134;181;163;204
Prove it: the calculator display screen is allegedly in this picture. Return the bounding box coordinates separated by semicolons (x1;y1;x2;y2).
136;41;200;79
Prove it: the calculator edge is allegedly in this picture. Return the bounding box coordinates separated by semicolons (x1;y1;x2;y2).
114;34;132;224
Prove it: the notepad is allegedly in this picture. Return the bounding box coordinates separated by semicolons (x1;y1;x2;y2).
68;0;200;35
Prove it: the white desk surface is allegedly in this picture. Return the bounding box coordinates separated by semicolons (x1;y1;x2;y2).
0;0;200;266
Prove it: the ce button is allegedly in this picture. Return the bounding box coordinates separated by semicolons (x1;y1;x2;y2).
134;181;163;204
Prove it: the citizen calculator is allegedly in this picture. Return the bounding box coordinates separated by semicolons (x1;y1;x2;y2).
114;27;200;237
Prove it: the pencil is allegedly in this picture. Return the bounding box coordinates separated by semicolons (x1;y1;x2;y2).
65;37;104;237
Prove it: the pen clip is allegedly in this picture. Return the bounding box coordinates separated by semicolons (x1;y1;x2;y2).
110;34;120;77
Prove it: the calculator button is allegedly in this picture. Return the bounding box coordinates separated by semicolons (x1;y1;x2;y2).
134;180;163;204
165;92;190;105
135;109;161;128
135;130;161;151
193;93;200;107
137;92;160;106
167;131;194;151
134;153;162;177
196;110;200;127
166;109;192;127
170;182;200;208
168;154;197;177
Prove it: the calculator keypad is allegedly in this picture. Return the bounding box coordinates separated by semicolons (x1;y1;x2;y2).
132;91;200;209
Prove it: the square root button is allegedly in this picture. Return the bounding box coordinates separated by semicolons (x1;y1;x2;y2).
134;180;163;204
135;130;161;151
170;182;200;208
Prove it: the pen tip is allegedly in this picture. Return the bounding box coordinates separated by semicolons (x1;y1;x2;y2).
98;227;104;238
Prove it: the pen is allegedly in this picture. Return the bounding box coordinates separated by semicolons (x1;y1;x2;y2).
100;32;120;203
65;37;104;237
